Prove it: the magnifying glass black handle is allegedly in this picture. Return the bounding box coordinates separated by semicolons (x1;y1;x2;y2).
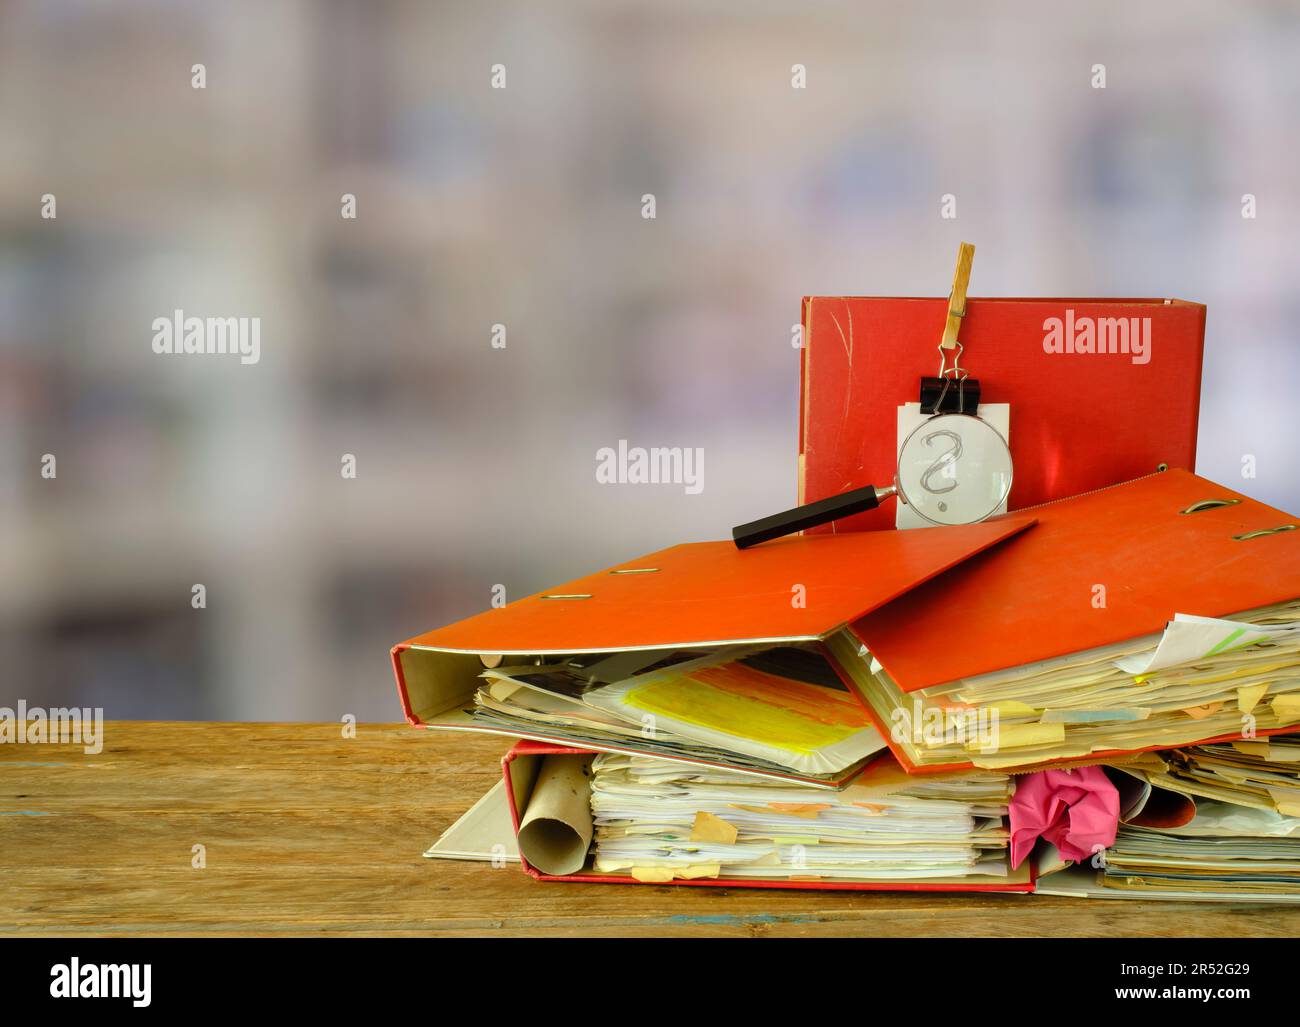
733;484;897;549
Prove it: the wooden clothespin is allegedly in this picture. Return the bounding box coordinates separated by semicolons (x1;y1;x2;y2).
920;242;980;414
940;241;975;350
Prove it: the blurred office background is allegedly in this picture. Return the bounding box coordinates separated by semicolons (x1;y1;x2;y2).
1;0;1297;720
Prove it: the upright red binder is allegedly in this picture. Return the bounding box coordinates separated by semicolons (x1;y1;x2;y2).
798;296;1205;532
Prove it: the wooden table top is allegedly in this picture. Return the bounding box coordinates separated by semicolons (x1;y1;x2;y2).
3;721;1297;937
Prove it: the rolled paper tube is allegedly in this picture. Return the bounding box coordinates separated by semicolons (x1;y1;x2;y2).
516;755;594;876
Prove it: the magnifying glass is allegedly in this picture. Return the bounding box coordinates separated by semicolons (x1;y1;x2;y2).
733;412;1013;549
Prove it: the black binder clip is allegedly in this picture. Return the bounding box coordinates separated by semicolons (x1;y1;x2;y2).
919;371;980;414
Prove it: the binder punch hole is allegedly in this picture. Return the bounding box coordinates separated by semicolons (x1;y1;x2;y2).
1233;525;1298;542
540;593;593;600
1180;498;1243;514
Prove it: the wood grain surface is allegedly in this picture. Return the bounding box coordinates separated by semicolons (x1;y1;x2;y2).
2;721;1296;937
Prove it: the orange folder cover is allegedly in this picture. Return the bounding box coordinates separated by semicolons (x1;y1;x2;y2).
848;469;1300;771
392;515;1034;785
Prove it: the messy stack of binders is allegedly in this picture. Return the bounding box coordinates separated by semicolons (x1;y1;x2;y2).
395;245;1300;902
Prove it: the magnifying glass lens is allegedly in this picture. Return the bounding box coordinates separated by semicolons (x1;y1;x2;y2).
896;413;1013;526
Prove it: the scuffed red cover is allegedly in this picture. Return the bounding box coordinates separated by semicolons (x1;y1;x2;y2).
500;740;1036;893
799;296;1205;531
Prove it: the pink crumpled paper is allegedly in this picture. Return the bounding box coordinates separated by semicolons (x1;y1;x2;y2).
1008;766;1120;869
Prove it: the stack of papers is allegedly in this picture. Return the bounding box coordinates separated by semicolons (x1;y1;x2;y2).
400;469;1300;900
1041;733;1300;901
836;604;1300;770
1085;785;1300;898
472;646;885;785
1143;736;1300;817
589;752;1014;883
